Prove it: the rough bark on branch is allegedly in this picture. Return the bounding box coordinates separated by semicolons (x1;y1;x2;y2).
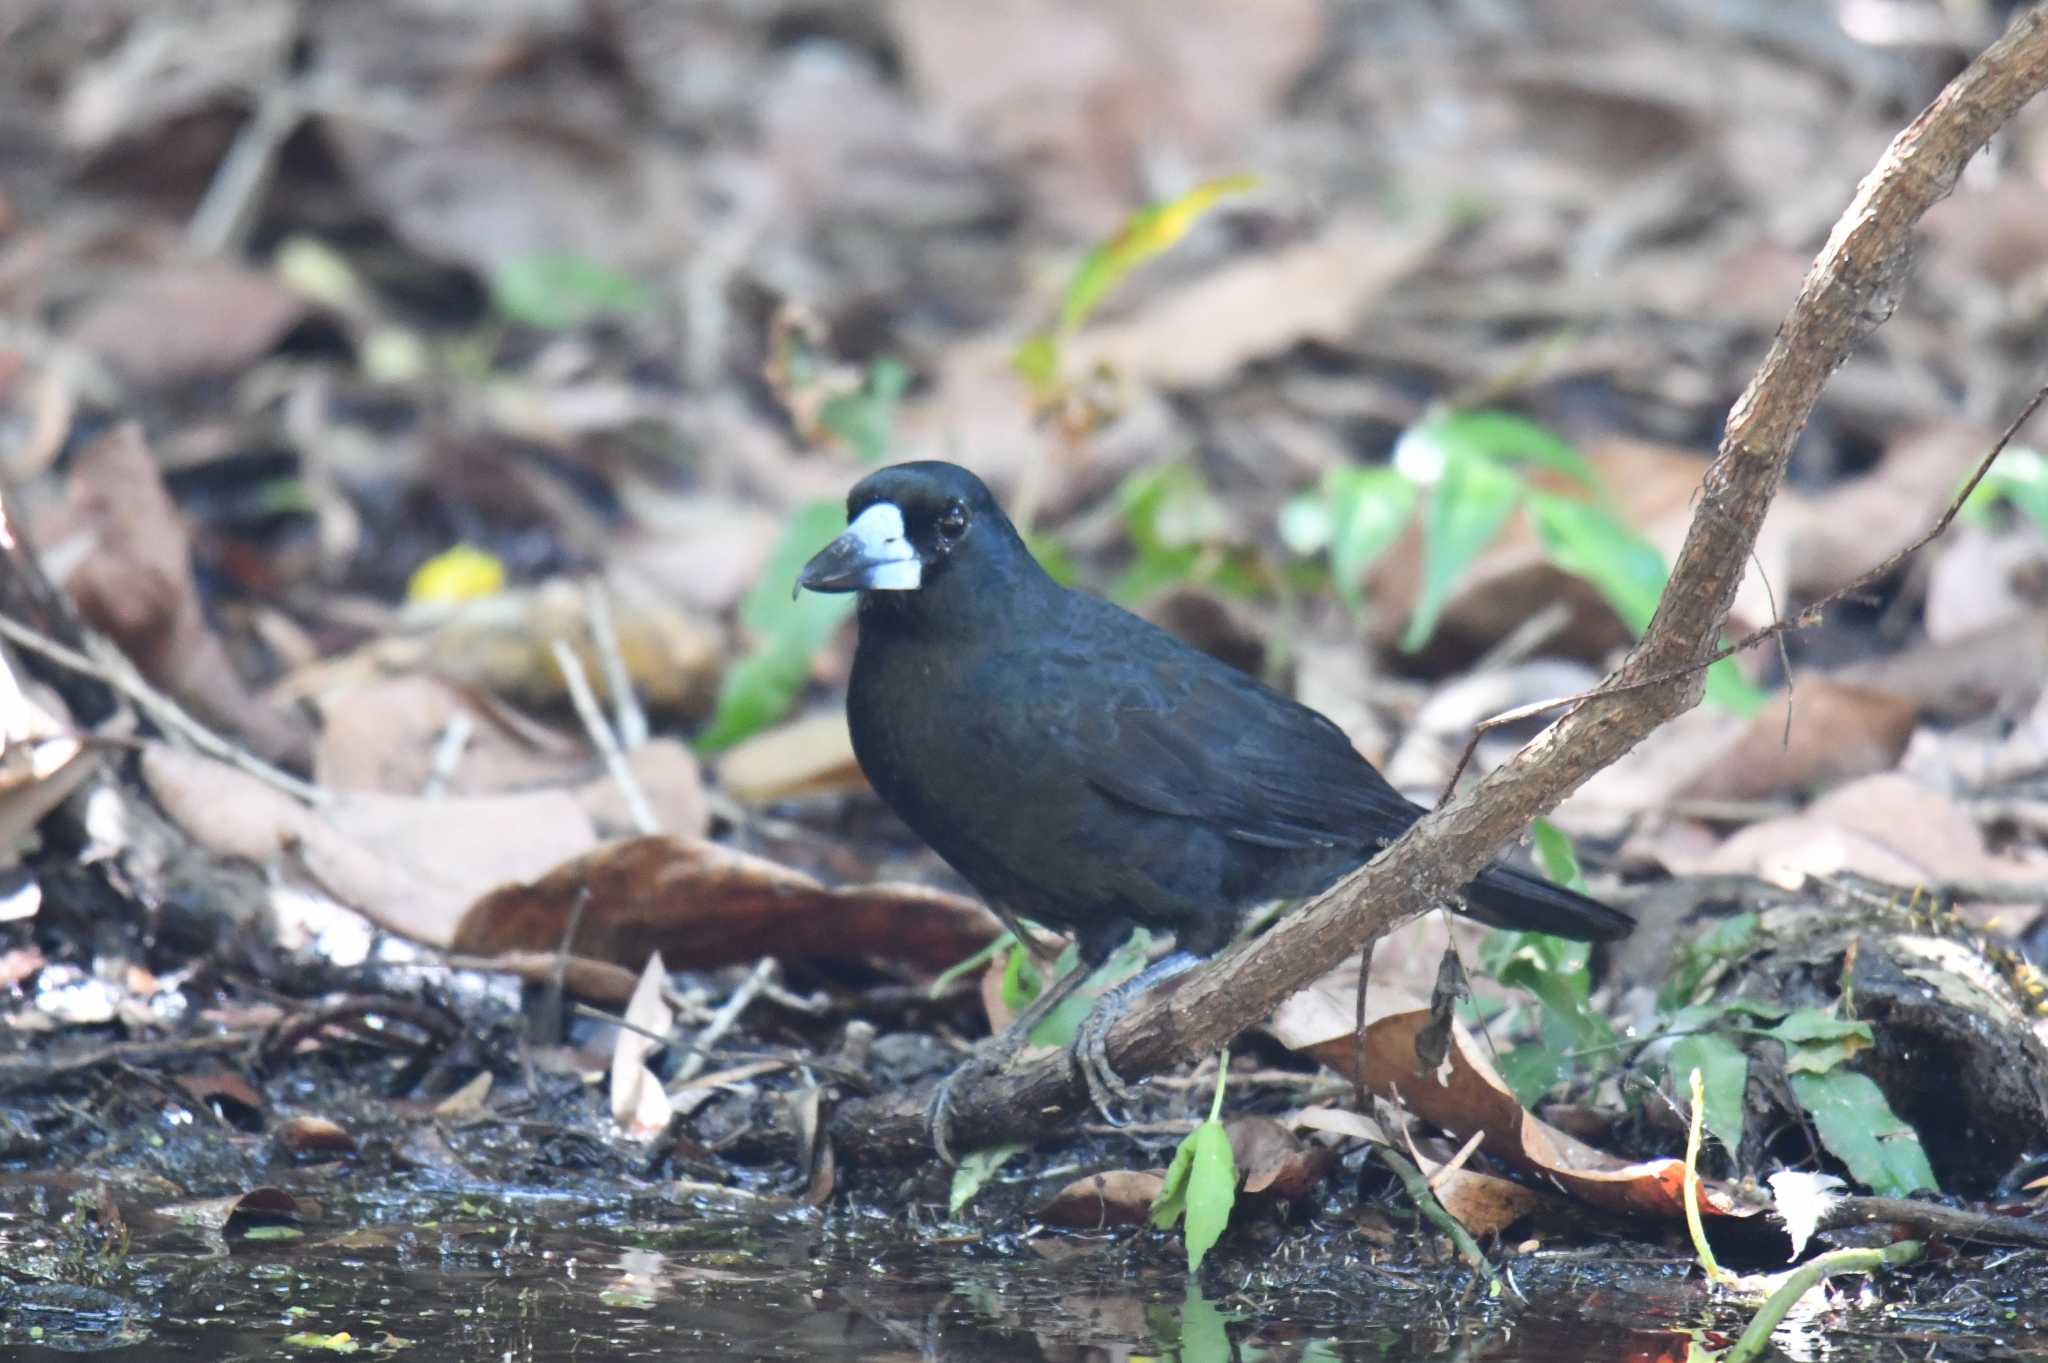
830;6;2048;1162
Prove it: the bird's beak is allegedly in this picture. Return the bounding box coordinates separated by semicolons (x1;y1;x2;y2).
796;501;923;595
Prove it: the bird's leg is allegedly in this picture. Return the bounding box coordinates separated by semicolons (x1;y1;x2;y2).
1072;950;1204;1123
926;954;1097;1165
985;902;1064;972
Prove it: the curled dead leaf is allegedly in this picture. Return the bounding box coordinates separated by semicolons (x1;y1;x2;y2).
1267;972;1764;1222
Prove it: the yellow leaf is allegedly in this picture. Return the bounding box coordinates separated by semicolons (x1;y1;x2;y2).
407;544;507;604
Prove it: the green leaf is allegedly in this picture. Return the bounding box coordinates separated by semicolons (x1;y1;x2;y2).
1669;1032;1749;1159
1531;819;1586;894
1770;1009;1873;1075
1151;1060;1238;1272
1964;445;2048;533
1152;1127;1197;1229
1768;1011;1875;1046
1789;1069;1938;1197
1400;446;1522;651
1059;175;1257;335
491;254;649;329
696;501;858;751
818;358;909;464
1524;490;1766;715
1001;933;1150;1048
1416;410;1598;488
1011;333;1061;401
1324;468;1416;608
1496;1042;1572;1106
1657;912;1759;1010
1181;1119;1238;1272
948;1142;1025;1216
1526;492;1666;631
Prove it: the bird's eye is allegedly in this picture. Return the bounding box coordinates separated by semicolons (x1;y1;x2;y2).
935;503;969;540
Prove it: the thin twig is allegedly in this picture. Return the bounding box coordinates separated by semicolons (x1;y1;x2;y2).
1438;380;2048;804
581;577;648;751
668;957;780;1090
421;710;473;798
550;638;657;835
0;611;326;805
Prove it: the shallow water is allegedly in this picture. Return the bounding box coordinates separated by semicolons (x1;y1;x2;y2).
1;1175;2040;1361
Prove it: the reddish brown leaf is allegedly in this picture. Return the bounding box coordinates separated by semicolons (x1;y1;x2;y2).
453;834;1002;974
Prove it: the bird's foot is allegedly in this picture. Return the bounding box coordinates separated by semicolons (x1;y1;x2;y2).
925;956;1101;1164
1068;950;1205;1125
925;1051;988;1167
1073;1004;1137;1123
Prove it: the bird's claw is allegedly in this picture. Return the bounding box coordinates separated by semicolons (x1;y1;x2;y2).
925;1057;980;1167
1073;1006;1138;1123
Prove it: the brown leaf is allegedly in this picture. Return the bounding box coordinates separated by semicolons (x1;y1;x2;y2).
452;834;1002;974
578;740;710;840
894;0;1322;228
64;261;308;385
315;676;590;796
1225;1115;1332;1201
1684;773;2048;908
1682;678;1918;802
274;1115;358;1159
1063;215;1445;390
65;425;312;769
143;744;598;947
716;713;866;805
1039;1169;1167;1228
1789;423;2001;600
1267;972;1764;1222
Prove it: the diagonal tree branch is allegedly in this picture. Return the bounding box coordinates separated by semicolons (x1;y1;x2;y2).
831;4;2048;1162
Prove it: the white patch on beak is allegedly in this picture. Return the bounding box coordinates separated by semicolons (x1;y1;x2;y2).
846;501;922;590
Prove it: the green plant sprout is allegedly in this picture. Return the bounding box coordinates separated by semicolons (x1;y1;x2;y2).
1282;408;1771;714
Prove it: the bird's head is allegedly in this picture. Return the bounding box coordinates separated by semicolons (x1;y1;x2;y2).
796;461;1029;602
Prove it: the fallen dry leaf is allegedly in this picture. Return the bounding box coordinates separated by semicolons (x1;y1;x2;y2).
610;952;674;1141
1064;214;1447;391
1267;971;1763;1221
274;1115;358;1159
1038;1168;1167;1229
314;675;591;796
1682;773;2048;909
412;578;722;720
0;648;97;867
64;261;309;386
1227;1114;1333;1200
1789;423;2003;600
1923;523;2048;643
143;743;598;947
893;0;1322;228
1681;677;1919;802
453;834;1002;974
62;424;312;769
577;739;710;840
715;712;866;804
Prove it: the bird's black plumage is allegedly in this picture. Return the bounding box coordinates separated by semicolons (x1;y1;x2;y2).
799;460;1630;1152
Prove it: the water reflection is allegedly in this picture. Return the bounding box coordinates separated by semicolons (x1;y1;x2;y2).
0;1182;1719;1362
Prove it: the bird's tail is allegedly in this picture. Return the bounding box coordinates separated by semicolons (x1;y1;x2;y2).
1461;863;1633;941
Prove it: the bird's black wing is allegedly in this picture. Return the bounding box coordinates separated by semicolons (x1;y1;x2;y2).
1042;605;1421;852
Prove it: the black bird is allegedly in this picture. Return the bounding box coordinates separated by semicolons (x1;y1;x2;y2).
798;461;1631;1158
